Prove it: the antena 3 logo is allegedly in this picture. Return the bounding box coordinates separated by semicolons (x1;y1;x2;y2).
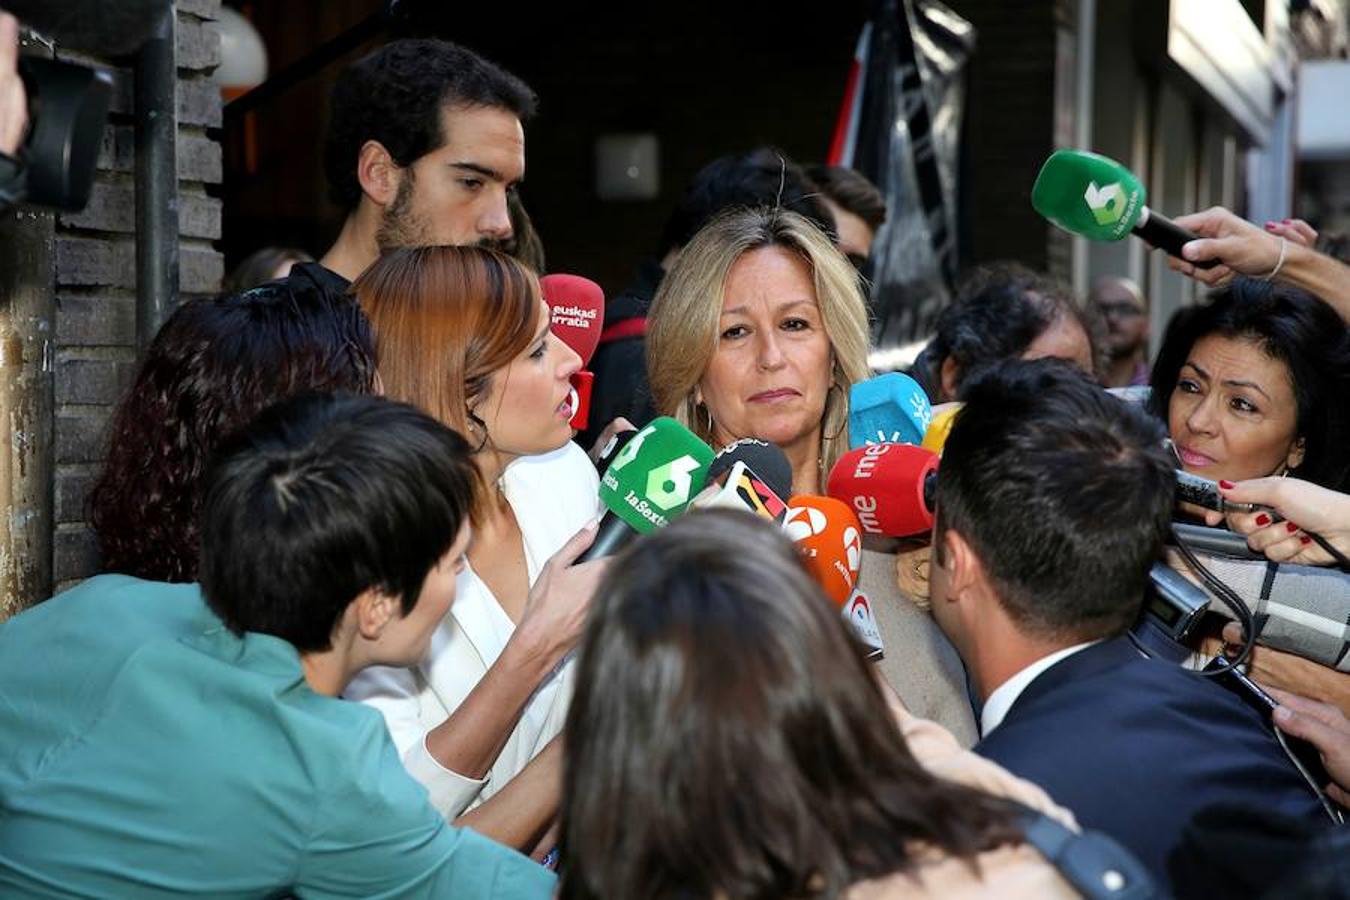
1083;181;1139;238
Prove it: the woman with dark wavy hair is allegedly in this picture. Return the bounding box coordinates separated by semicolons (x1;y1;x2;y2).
88;280;377;581
559;509;1082;899
908;262;1098;403
1149;277;1350;493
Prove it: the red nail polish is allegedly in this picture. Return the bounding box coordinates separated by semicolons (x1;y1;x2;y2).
1286;522;1299;534
1255;513;1271;526
1300;536;1312;545
1283;218;1292;223
1219;480;1236;489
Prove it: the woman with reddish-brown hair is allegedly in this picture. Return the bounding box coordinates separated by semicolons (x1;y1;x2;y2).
345;245;606;860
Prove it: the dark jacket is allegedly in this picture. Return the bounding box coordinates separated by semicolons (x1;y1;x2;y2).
976;637;1329;895
579;258;665;448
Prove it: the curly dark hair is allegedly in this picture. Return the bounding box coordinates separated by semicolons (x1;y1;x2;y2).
909;261;1100;401
88;282;378;583
323;39;536;209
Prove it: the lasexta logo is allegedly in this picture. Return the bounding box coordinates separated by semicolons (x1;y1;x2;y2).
1084;181;1126;226
646;455;699;510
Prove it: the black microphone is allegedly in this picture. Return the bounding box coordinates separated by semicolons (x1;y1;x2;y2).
692;439;793;522
1;0;171;55
707;438;793;502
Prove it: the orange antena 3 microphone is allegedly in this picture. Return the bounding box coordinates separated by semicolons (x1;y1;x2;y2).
783;495;882;658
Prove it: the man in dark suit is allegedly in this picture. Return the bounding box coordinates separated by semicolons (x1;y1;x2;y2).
926;358;1330;894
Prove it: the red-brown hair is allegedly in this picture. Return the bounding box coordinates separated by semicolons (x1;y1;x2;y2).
353;245;541;519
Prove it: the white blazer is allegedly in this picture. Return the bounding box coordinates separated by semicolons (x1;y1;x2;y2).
345;441;601;817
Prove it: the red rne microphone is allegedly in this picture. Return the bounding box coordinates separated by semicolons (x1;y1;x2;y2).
540;274;604;430
826;443;939;538
783;495;862;606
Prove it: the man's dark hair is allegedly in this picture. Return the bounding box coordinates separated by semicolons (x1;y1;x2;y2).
89;281;378;583
807;164;887;230
657;147;836;258
911;262;1101;401
936;358;1174;642
199;393;476;652
1148;277;1350;493
323;39;537;209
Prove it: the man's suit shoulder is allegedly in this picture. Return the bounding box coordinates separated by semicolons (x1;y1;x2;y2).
977;639;1273;762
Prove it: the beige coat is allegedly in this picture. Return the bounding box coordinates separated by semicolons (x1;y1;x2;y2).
847;712;1082;899
861;547;979;746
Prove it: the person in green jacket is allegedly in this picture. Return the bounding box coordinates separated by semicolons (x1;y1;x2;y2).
0;389;554;898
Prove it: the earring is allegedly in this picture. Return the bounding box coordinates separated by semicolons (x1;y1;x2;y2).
466;409;489;453
699;402;715;436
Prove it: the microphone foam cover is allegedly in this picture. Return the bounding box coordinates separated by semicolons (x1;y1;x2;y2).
848;372;932;450
541;274;604;365
921;403;962;455
1030;149;1146;242
827;443;938;538
709;438;792;501
598;417;715;534
784;495;862;606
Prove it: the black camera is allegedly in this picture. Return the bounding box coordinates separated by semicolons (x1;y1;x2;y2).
1144;562;1209;642
1;54;111;211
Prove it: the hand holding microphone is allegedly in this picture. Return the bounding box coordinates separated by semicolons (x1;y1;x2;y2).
513;520;610;667
1266;686;1350;809
1212;477;1350;569
1031;149;1218;269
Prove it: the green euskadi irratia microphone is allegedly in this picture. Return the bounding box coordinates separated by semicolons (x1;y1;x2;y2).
1031;149;1217;269
579;416;716;561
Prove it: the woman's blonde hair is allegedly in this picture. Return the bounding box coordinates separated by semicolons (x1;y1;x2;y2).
645;207;871;474
352;245;541;520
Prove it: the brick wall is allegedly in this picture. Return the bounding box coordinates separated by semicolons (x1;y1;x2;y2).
50;1;223;592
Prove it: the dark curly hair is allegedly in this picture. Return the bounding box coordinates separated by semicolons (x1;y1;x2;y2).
1148;277;1350;492
323;39;536;209
909;261;1099;402
88;282;378;583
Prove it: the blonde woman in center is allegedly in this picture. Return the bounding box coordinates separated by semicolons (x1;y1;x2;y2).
645;206;871;495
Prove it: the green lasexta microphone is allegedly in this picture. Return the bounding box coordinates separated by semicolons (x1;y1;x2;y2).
580;416;716;561
1031;149;1217;269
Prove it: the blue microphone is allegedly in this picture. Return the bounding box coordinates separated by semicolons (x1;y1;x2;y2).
847;373;933;449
